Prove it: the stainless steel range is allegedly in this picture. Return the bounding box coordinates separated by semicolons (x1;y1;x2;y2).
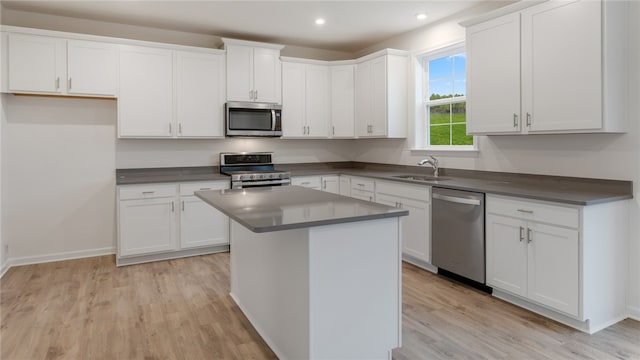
220;152;291;189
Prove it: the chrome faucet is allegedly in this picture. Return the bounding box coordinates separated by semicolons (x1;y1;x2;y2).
418;156;439;177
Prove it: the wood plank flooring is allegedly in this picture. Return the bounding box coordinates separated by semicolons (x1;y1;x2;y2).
1;253;638;359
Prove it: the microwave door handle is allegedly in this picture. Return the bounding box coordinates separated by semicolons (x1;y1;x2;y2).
271;109;276;131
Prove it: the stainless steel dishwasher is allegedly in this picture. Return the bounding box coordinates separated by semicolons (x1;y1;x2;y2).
432;187;485;284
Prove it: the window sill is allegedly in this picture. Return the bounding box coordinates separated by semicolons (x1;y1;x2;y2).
410;147;479;156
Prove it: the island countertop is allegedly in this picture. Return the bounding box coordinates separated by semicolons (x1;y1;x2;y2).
195;185;408;233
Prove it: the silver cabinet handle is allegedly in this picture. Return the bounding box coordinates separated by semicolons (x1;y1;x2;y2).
307;125;310;134
432;193;481;206
171;201;175;212
254;90;258;100
199;188;211;190
142;191;155;195
55;77;60;89
323;180;326;188
249;90;254;100
169;123;172;134
332;126;335;136
181;200;185;211
517;209;534;214
526;112;532;126
356;183;365;187
301;182;310;185
519;226;525;242
179;123;182;134
513;113;518;127
68;78;72;90
527;228;533;243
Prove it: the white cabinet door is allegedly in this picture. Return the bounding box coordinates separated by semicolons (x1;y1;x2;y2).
321;176;340;194
330;65;355;138
339;176;351;197
305;64;330;137
118;45;173;137
355;60;372;137
180;196;229;249
400;197;430;263
226;45;253;102
253;47;281;104
119;198;177;256
527;222;579;316
282;61;306;137
370;56;387;137
522;0;602;132
8;33;65;94
176;51;225;138
486;214;528;297
67;40;118;96
466;13;521;134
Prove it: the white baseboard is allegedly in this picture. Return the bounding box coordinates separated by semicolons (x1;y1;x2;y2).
629;305;640;321
5;246;115;270
0;261;10;278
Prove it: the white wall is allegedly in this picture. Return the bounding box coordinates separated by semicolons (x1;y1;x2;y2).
116;139;353;169
2;95;117;264
349;2;640;318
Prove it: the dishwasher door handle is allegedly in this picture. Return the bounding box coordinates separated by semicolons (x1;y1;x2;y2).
432;193;481;206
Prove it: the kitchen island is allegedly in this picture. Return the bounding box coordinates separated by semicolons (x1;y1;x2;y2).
196;186;408;360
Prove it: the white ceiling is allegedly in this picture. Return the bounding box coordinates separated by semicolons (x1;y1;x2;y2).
1;1;512;53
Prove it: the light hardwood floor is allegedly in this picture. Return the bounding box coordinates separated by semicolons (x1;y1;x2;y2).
1;253;638;359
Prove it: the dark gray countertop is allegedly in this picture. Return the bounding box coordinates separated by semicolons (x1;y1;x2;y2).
117;162;633;206
116;166;228;185
195;186;408;233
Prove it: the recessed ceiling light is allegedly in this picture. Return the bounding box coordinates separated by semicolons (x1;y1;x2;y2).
315;18;326;25
416;13;427;20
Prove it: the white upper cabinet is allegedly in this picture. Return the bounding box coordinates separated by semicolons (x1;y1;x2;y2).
8;33;65;94
118;45;174;138
119;45;225;139
355;50;408;138
67;40;118;96
176;51;226;138
6;33;118;97
466;13;521;134
465;0;628;134
330;64;355;138
224;39;283;104
282;59;330;138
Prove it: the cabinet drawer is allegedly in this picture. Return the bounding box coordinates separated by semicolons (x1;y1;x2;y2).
376;180;430;202
180;181;229;196
487;195;579;229
350;176;375;192
292;176;322;189
119;184;177;200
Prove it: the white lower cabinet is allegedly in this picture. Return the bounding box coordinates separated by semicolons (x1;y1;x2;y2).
350;177;375;202
339;175;351;196
117;181;229;265
179;182;229;249
119;195;178;257
321;175;340;194
375;181;431;266
486;194;628;333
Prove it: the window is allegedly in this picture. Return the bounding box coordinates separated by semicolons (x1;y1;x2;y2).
419;43;474;149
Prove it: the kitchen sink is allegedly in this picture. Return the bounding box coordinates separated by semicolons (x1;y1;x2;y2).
392;174;451;182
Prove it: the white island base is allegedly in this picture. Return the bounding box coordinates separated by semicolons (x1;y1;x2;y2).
229;217;402;360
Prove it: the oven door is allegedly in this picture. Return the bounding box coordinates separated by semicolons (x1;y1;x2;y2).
232;179;291;189
226;102;282;137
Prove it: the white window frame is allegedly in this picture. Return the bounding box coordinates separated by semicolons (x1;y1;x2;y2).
411;42;477;153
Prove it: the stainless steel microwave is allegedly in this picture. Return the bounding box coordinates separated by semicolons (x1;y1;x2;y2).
225;101;282;137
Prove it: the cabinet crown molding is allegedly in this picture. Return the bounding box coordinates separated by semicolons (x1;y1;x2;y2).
222;37;285;50
460;0;547;27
